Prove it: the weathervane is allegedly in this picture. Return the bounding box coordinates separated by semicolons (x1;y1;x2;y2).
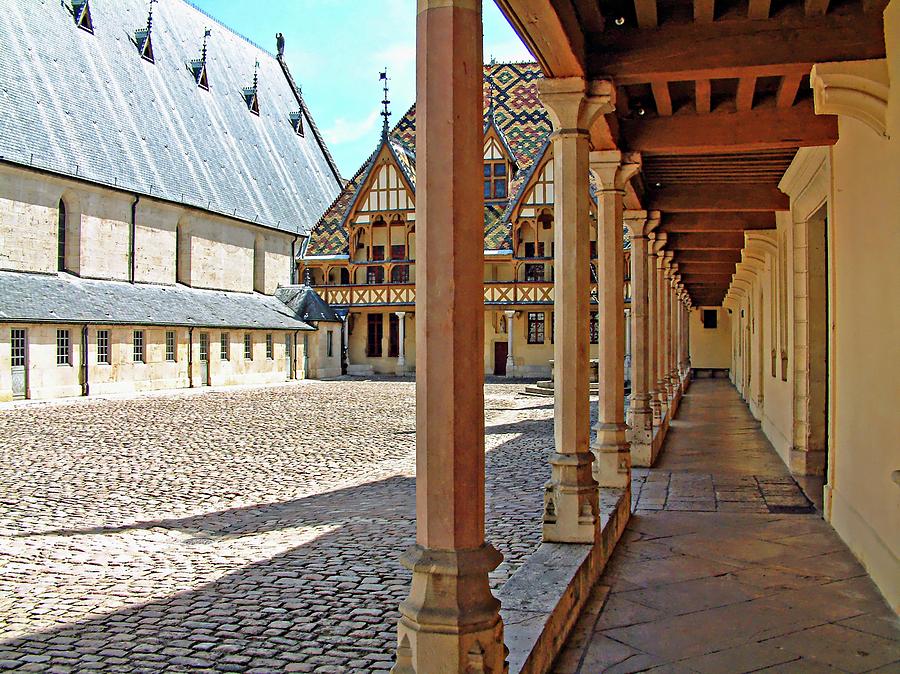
201;27;211;63
146;0;157;33
379;69;391;140
486;55;497;121
253;60;260;89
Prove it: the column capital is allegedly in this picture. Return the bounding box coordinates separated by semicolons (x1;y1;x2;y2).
503;309;516;318
394;311;407;318
537;77;614;134
624;209;661;238
650;232;667;255
589;150;642;191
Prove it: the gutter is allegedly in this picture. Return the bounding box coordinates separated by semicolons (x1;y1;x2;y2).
130;194;140;283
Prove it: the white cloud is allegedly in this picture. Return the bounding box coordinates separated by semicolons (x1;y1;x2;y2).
323;108;381;145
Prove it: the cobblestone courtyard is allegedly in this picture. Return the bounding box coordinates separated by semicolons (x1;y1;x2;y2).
0;380;552;672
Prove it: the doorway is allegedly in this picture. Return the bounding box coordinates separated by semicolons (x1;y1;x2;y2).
285;334;294;380
10;328;27;400
198;333;210;386
494;341;508;376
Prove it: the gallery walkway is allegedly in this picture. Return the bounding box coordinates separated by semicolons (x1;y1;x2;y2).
554;379;900;673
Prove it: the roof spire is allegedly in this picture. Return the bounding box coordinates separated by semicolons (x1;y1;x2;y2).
379;69;391;141
146;0;157;32
201;27;211;64
486;56;498;123
253;60;259;89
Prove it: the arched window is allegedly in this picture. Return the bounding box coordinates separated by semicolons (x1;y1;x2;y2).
57;199;67;272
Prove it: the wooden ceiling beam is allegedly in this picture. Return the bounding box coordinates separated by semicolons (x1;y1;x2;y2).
674;250;743;262
667;232;747;249
573;0;606;36
650;184;790;211
804;0;830;17
634;0;658;28
776;73;803;108
735;76;757;111
661;212;776;231
621;101;838;154
587;11;886;83
695;79;711;114
651;81;673;116
748;0;772;19
494;0;585;78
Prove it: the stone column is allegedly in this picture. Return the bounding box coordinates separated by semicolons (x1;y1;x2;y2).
653;237;669;421
647;234;660;425
393;1;505;670
395;311;406;375
624;210;657;467
504;310;516;376
537;77;613;542
662;253;676;401
668;263;681;398
341;316;349;372
624;308;632;386
590;151;641;489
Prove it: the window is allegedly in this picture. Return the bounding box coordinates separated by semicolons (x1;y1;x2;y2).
220;333;230;361
11;329;26;367
56;329;71;365
326;330;334;358
590;312;599;344
391;265;409;283
57;199;66;272
391;244;406;260
702;309;718;329
483;161;507;200
133;330;144;363
165;331;176;362
524;263;545;282
527;312;545;344
244;333;253;360
266;333;273;359
72;0;94;33
97;330;110;364
523;242;545;259
372;245;385;261
367;314;384;357
388;314;400;358
367;266;384;284
289;110;305;136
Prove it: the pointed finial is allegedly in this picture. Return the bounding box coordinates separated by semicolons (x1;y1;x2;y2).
201;27;211;62
146;0;157;31
486;56;497;121
379;69;391;140
253;60;259;89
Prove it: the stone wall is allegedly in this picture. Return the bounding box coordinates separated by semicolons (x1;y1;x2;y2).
0;324;311;402
0;163;296;292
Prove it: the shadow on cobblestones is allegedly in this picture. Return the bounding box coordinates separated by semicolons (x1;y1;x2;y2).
0;382;550;672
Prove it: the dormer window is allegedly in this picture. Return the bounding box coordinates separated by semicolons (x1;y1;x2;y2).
72;0;94;34
484;161;507;200
189;29;211;91
289;111;305;136
243;61;260;116
135;29;154;63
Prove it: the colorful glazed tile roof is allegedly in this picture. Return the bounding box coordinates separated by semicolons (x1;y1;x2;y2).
307;62;551;257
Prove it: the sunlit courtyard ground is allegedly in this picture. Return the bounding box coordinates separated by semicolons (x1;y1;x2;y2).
0;380;551;672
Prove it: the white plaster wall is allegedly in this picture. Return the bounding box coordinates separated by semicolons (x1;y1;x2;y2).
689;307;731;369
307;324;342;379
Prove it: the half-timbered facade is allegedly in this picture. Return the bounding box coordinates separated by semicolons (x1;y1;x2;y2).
301;63;632;377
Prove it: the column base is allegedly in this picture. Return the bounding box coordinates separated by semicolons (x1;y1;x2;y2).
629;405;654;467
591;422;630;488
543;451;599;544
395;360;409;376
394;544;507;674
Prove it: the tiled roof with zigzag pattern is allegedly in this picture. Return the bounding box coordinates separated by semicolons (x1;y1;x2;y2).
307;62;551;257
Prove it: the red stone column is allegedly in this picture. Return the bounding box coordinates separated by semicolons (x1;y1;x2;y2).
393;1;505;671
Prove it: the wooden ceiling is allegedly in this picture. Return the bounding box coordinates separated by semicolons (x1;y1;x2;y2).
497;0;888;305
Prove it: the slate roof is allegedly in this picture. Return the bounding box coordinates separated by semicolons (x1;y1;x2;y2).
0;0;341;236
307;62;552;257
275;286;341;323
0;271;320;330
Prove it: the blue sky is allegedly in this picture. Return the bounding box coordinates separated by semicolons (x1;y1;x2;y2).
190;1;534;177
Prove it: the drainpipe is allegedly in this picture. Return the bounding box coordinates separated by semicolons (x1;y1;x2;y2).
294;329;301;378
81;324;89;397
303;333;310;377
187;327;194;388
129;194;140;283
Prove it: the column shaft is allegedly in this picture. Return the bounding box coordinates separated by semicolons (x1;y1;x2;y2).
537;78;612;542
648;242;661;425
625;213;654;466
394;1;505;670
505;310;515;376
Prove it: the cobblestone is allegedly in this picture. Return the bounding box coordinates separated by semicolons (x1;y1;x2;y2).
0;380;552;671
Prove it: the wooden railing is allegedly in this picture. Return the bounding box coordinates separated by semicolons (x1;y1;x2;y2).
315;281;632;307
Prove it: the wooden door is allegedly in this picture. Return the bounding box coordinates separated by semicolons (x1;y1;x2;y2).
494;341;508;376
